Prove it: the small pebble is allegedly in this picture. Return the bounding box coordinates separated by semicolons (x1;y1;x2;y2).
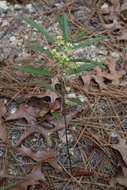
67;93;77;98
9;36;16;43
78;95;88;102
26;4;35;13
10;107;17;114
14;4;22;10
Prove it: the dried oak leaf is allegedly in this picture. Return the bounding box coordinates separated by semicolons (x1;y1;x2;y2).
26;90;58;105
111;166;127;188
6;104;40;125
110;135;127;166
0;102;8;142
18;145;62;173
6;104;64;147
27;76;60;105
10;164;46;190
102;55;126;86
110;135;127;187
12;122;64;147
100;0;127;40
101;0;120;30
81;55;126;89
81;67;106;89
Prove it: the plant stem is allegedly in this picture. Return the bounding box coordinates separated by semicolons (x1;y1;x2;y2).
60;77;72;174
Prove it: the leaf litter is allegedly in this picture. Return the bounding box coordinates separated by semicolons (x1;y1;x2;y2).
1;0;127;190
110;135;127;187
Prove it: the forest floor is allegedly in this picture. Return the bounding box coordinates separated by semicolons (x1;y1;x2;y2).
0;0;127;189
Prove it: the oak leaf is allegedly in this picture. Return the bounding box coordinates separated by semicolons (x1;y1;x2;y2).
6;104;40;125
110;135;127;188
81;55;126;89
10;164;46;190
18;145;62;172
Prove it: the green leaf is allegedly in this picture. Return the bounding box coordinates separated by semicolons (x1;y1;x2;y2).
26;44;52;57
57;13;69;43
72;35;107;49
24;16;56;44
69;62;104;75
67;97;83;106
14;65;52;77
36;80;57;93
69;57;105;66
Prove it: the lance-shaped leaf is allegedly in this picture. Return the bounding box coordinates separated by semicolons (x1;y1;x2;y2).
69;57;105;66
26;44;52;57
14;65;52;77
36;80;57;93
72;35;107;49
69;63;104;75
24;16;56;44
66;97;83;106
57;12;69;43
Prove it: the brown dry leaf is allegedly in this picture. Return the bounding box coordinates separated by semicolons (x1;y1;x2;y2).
18;145;62;172
0;102;8;142
38;104;49;117
50;99;61;113
27;90;58;105
10;164;46;190
111;135;127;166
81;55;126;89
111;166;127;187
6;104;40;125
6;104;64;147
13;122;64;147
100;0;127;40
110;135;127;187
81;67;106;89
103;55;126;86
45;90;58;104
26;76;60;104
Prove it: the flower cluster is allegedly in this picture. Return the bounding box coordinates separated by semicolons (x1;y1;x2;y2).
51;36;78;73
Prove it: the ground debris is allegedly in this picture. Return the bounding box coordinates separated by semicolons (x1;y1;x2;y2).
81;54;127;89
110;135;127;188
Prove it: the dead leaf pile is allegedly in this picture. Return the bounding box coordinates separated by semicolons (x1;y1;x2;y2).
81;54;127;89
100;0;127;41
1;96;80;189
0;99;63;188
110;135;127;188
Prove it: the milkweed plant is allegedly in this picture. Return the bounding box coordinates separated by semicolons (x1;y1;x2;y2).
14;12;107;174
15;12;107;105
